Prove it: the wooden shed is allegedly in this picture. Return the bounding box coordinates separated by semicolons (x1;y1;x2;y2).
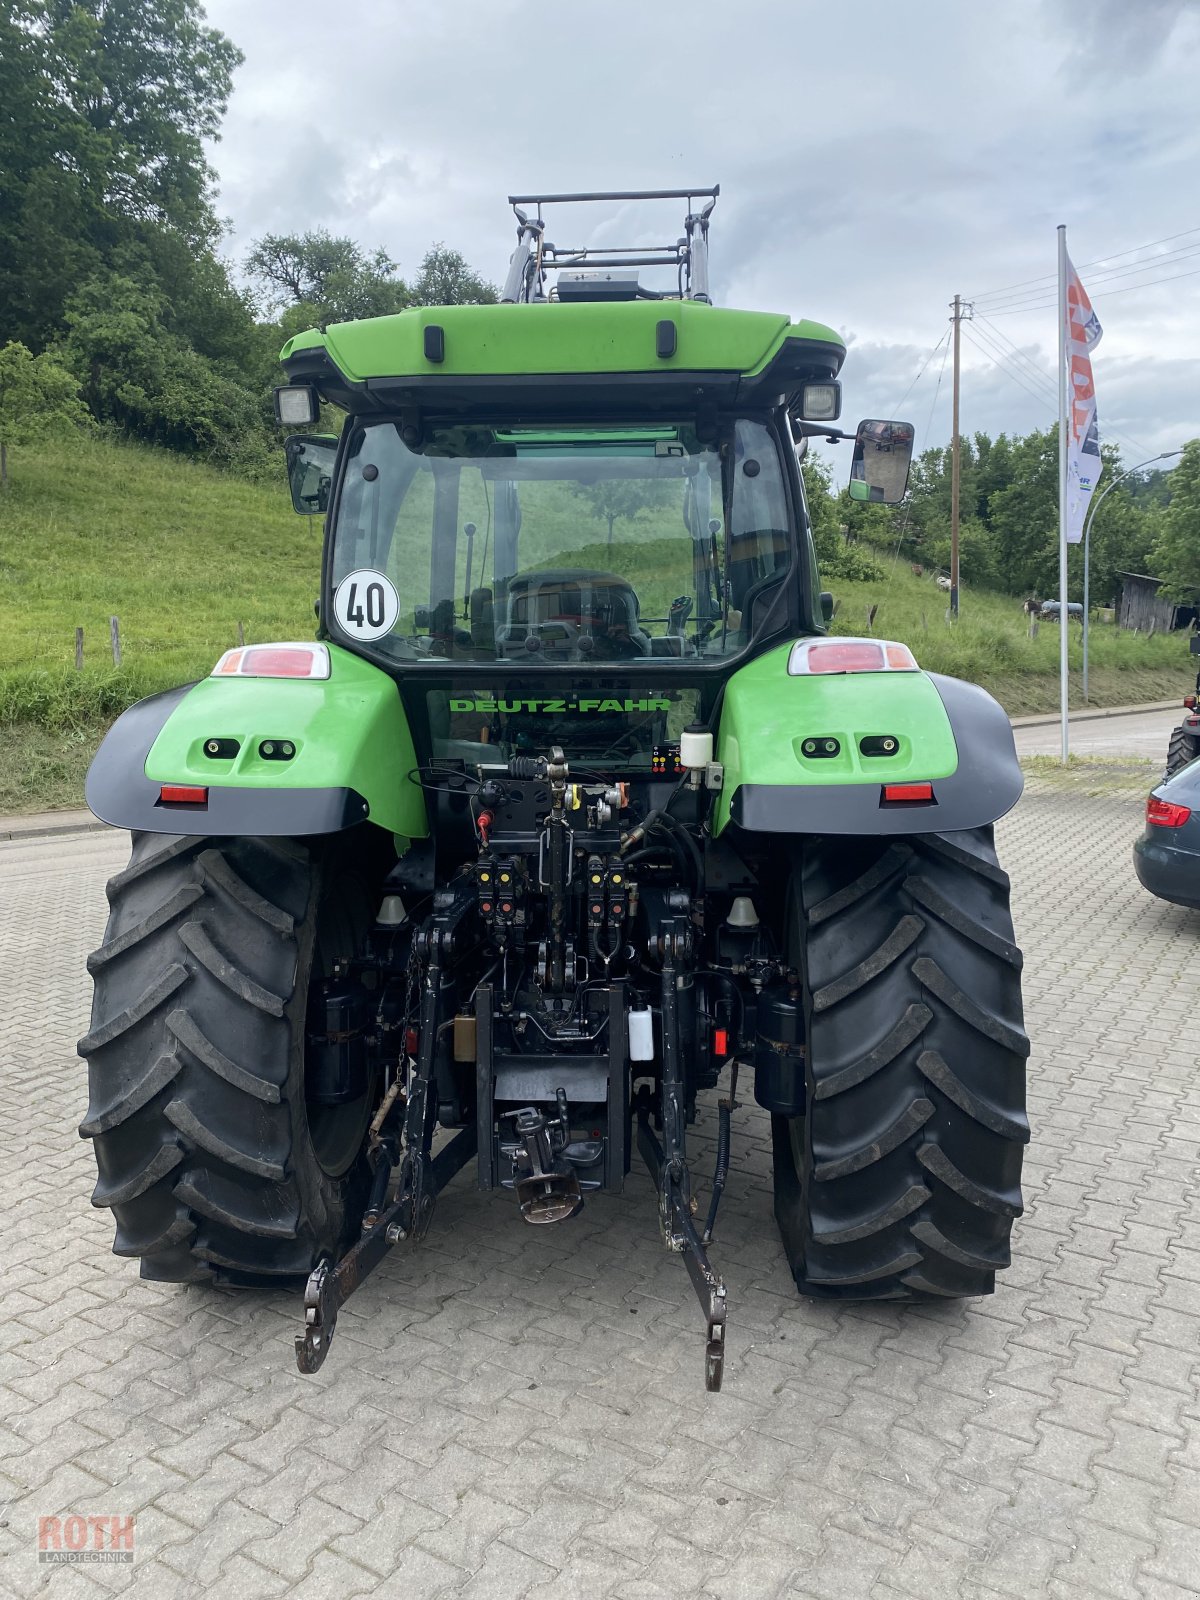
1114;572;1198;633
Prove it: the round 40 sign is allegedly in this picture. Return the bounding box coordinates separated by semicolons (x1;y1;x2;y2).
333;569;399;642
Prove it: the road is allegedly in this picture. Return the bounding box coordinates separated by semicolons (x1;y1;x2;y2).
1;774;1198;1598
1013;705;1179;761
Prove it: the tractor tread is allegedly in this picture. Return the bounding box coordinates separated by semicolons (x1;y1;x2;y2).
813;1003;932;1100
167;1008;283;1103
177;921;287;1015
86;884;205;972
811;1183;930;1244
198;850;295;933
904;874;1023;967
105;834;198;901
811;915;924;1011
803;1248;924;1285
78;964;189;1054
80;833;366;1283
79;1046;184;1137
773;825;1028;1303
91;1141;184;1209
912;958;1031;1056
911;1217;1010;1270
814;1097;935;1181
174;1167;300;1238
806;844;913;927
163;1097;287;1181
917;1141;1022;1218
917;1048;1030;1141
1165;728;1199;778
112;1214;195;1258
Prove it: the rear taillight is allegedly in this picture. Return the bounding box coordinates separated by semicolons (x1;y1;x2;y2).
212;642;330;680
788;636;919;675
1147;796;1192;828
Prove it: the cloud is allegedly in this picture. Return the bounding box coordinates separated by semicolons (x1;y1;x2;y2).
202;0;1200;463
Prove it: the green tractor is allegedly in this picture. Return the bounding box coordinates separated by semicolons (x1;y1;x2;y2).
79;189;1028;1390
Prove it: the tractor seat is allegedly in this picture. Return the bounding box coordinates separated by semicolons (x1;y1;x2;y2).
497;569;653;660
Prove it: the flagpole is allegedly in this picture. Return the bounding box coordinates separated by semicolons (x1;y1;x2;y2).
1057;224;1069;763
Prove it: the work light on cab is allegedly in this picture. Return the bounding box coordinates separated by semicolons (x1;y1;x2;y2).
212;643;331;680
788;637;918;675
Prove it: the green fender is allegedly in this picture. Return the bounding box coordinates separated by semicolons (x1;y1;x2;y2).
86;643;427;839
713;641;1022;836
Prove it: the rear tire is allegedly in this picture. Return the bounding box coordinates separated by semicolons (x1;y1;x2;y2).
772;828;1029;1300
79;832;374;1283
1166;727;1199;779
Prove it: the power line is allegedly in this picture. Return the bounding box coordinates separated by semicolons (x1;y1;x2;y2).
920;331;952;452
962;327;1057;412
983;262;1200;318
976;240;1200;313
974;244;1200;316
965;319;1155;461
889;329;951;415
970;315;1058;399
968;222;1200;303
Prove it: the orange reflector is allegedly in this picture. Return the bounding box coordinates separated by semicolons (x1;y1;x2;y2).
1147;796;1191;828
883;782;934;803
160;785;208;805
214;650;244;674
713;1028;729;1056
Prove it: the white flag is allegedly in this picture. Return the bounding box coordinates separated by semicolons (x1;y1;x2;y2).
1064;256;1102;544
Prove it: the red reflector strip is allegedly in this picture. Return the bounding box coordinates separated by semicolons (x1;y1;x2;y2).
713;1028;729;1056
159;785;208;805
1147;796;1192;827
883;782;934;803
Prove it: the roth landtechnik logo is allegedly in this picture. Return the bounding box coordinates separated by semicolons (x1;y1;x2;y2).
37;1514;135;1564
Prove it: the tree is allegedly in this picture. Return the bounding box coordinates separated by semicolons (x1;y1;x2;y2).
410;245;496;307
0;1;242;348
63;274;260;462
0;341;90;484
245;232;407;324
1150;440;1200;601
570;480;666;545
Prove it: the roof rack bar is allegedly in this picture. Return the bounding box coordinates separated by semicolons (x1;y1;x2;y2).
509;187;718;206
549;255;683;270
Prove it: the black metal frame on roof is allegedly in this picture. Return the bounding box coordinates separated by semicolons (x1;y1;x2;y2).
501;187;720;306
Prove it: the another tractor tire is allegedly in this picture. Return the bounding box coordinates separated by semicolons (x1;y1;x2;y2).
79;832;374;1283
772;827;1029;1300
1165;727;1199;779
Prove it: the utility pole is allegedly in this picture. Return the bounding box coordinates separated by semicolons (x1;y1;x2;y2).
949;294;965;621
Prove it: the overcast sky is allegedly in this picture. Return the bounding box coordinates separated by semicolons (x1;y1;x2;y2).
203;0;1200;474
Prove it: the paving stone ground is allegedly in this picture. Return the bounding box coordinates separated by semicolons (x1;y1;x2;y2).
1;769;1198;1599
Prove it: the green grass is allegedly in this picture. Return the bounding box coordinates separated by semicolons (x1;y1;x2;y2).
1;433;317;727
828;564;1192;709
0;433;1191;814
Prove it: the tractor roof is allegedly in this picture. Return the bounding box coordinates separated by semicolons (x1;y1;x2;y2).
280;300;846;420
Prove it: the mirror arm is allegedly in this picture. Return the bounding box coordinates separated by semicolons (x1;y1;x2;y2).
794;422;853;443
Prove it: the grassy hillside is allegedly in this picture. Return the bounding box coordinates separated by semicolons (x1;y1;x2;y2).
827;563;1192;715
1;434;317;725
0;433;1191;811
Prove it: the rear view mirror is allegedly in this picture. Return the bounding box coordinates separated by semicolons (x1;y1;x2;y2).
848;419;915;504
284;435;337;515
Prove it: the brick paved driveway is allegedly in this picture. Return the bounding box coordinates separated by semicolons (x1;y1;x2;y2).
1;770;1198;1599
